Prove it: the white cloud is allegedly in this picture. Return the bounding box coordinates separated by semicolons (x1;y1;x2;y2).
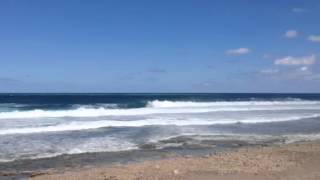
284;30;298;38
274;54;316;66
308;35;320;42
292;8;307;13
226;48;250;55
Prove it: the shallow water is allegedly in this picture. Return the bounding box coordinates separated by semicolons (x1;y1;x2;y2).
0;93;320;163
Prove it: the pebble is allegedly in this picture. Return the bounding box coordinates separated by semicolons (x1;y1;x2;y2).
173;169;180;175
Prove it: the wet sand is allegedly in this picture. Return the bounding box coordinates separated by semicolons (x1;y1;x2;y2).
27;141;320;180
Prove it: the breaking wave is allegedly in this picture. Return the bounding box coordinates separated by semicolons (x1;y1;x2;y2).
147;100;320;108
1;114;320;135
0;100;320;119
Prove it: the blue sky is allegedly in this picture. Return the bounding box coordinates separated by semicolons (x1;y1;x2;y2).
0;0;320;93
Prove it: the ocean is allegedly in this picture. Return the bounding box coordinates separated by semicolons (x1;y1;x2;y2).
1;93;320;163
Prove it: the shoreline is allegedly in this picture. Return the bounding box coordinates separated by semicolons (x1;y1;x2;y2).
0;134;289;179
2;140;319;180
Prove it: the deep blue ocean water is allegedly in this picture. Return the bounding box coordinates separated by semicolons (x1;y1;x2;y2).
1;93;320;162
1;93;320;110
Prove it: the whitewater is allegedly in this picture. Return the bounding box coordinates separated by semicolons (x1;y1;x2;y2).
1;100;320;135
1;94;320;162
1;100;320;119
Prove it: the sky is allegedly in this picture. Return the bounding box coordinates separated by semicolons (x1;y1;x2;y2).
0;0;320;93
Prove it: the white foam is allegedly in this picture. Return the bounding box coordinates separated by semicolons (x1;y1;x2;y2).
147;100;320;108
284;134;320;143
2;132;320;162
0;137;137;162
1;114;319;135
0;100;320;119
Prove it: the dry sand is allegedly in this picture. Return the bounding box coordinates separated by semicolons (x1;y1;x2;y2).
29;141;320;180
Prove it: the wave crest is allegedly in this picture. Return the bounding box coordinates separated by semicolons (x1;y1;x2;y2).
0;100;320;119
147;100;320;108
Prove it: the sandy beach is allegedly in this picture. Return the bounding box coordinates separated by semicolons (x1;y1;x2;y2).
25;141;320;180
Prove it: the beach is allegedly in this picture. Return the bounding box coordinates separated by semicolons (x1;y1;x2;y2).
17;140;319;180
1;94;320;179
